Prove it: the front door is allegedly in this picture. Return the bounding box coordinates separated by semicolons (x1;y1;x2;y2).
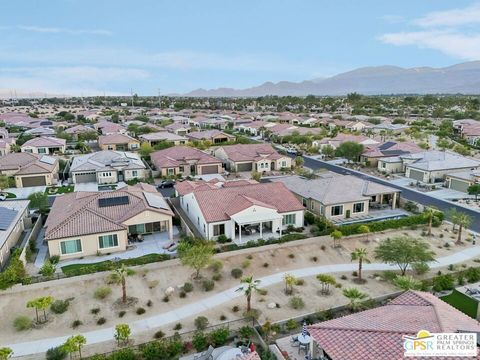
118;171;124;181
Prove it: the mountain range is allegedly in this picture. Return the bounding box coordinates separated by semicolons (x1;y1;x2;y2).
184;61;480;97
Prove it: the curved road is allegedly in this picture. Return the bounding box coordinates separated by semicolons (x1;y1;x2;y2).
300;156;480;232
5;245;480;357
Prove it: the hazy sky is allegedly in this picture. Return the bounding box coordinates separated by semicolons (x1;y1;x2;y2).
0;0;479;95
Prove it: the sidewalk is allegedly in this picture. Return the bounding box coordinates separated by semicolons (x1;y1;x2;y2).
5;244;480;357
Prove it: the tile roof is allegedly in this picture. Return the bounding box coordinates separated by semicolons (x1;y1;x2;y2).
183;182;304;222
404;151;480;171
0;152;57;174
44;184;173;240
362;141;423;158
271;173;398;205
98;133;139;146
21;136;66;148
139;132;187;142
308;290;480;360
70;150;145;172
151;146;221;169
65;124;96;134
217;144;285;162
186;129;235;141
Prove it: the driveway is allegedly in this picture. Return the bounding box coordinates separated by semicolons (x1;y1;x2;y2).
5;186;46;199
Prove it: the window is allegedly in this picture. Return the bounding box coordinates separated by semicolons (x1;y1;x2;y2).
107;145;114;150
282;213;296;225
60;239;82;255
381;162;386;168
281;161;287;167
38;148;46;154
24;148;33;153
353;202;365;213
310;202;315;210
132;170;138;177
99;234;118;249
331;205;343;216
179;166;184;173
213;224;225;236
168;168;175;175
131;143;139;149
102;172;112;177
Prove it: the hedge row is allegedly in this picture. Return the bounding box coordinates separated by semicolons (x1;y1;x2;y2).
218;233;307;252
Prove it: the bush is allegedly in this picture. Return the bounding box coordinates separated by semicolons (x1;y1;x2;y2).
263;262;269;268
432;274;455;292
220;315;227;321
209;327;230;347
288;254;295;259
46;346;67;360
179;291;187;298
412;262;430;275
162;296;169;303
192;331;208;352
241;260;251;269
232;305;239;312
285;319;298;330
194;316;209;330
217;235;229;243
136;307;146;315
91;308;101;315
463;267;480;283
174;323;182;330
72;320;83;328
289;296;305;310
119;311;126;318
109;348;136;360
311;256;318;262
231;268;243;279
212;273;222;282
183;282;194;293
154;330;165;339
296;279;305;286
13;315;32;331
146;299;153;307
202;279;215;291
210;260;223;273
94;287;112;300
97;317;107;325
51;299;70;314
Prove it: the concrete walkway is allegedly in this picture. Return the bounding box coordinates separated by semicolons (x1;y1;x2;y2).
5;244;480;357
33;228;48;269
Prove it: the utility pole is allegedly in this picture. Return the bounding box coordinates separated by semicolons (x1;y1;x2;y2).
130;88;134;107
158;88;161;109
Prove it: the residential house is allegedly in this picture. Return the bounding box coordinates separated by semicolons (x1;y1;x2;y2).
214;144;292;172
453;119;480;145
186;129;235;144
65;124;97;140
402;151;480;183
313;134;379;150
21;136;66;155
69;150;148;184
95;121;128;135
235;121;268;137
165;123;191;136
98;133;140;151
0;152;59;187
139;132;188;146
301;290;480;360
151;146;223;177
271;173;401;224
24;127;56;137
45;184;174;260
175;180;304;244
362;141;422;166
0;200;30;268
445;170;480;193
0;129;15;156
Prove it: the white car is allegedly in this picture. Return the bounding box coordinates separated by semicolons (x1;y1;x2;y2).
0;193;7;201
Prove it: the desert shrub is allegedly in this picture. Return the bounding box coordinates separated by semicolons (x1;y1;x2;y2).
311;256;318;262
174;323;182;330
352;271;358;277
146;299;153;307
13;315;32;331
91;308;101;315
194;316;209;330
217;234;229;243
71;320;83;328
154;330;165;339
232;305;239;312
148;280;159;289
432;274;455;292
118;311;126;318
109;348;136;360
289;296;305;310
263;262;269;268
136;307;146;315
179;291;187;298
219;315;227;321
49;255;60;265
296;279;305;286
202;279;215;291
51;299;70;314
412;262;430;275
340;275;347;280
209;327;230;347
209;260;223;273
162;296;169;303
258;289;268;296
320;245;326;250
285;319;298;330
463;267;480;283
94;287;112;300
183;282;194;292
231;268;243;279
97;317;107;325
212;273;222;282
46;346;67;360
241;260;251;269
288;254;295;259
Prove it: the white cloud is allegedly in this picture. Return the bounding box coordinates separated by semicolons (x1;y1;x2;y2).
414;3;480;28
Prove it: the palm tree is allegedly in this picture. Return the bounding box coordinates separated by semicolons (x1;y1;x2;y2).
424;207;436;236
448;208;460;231
316;274;336;295
351;248;370;282
111;264;129;303
236;276;261;312
27;296;54;323
342;288;368;312
456;212;472;244
330;230;343;248
284;273;296;295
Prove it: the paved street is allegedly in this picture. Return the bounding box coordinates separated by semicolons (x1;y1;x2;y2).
300;155;480;232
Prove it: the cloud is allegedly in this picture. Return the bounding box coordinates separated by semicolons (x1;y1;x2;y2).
380;15;405;24
379;3;480;60
0;25;112;35
413;3;480;28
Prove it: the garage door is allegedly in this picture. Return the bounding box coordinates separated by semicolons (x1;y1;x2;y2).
236;163;252;172
450;179;470;193
408;169;424;182
75;172;97;183
201;165;219;174
21;176;46;187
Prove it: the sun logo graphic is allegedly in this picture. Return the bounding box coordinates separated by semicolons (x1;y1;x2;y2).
403;330;435;352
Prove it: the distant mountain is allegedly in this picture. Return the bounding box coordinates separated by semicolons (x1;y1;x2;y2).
184;61;480;97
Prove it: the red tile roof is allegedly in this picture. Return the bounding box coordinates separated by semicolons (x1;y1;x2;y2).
217;143;284;162
308;290;480;360
151;146;221;169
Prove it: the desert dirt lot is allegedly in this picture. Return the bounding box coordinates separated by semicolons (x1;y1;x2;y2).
0;224;476;356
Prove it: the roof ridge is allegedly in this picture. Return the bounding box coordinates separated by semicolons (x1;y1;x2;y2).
309;324;414;336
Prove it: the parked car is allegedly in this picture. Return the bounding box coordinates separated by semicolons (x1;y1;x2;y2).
157;179;176;188
0;193;6;201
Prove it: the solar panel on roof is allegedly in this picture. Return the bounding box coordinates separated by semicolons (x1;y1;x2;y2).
40;156;56;165
0;207;18;231
98;196;130;208
143;191;169;210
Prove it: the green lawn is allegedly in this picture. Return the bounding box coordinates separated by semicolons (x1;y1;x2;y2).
45;186;75;195
441;289;478;318
61;253;171;276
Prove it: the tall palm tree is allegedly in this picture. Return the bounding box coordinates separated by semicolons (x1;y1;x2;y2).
111;264;129;303
236;276;261;312
424;207;436;236
351;248;370;281
284;273;296;295
456;212;472;244
342;288;368;312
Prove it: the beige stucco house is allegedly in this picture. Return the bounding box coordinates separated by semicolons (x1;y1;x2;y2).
0;200;30;268
45;184;174;260
98;133;140;151
0;152;59;187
